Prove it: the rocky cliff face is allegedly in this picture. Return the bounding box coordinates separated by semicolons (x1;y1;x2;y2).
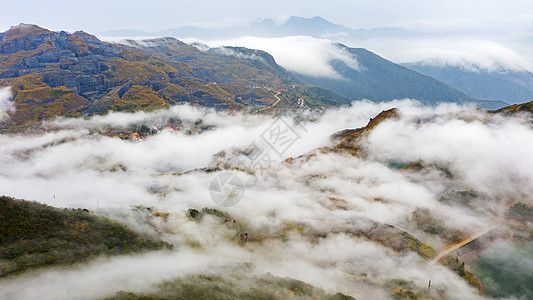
0;24;323;130
0;24;127;120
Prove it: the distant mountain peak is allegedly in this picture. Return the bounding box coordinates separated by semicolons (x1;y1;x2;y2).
250;16;335;29
284;16;343;28
286;16;328;23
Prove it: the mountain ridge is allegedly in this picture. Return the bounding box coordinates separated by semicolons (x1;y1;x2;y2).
0;24;350;130
0;24;508;131
403;62;533;105
98;16;418;41
295;44;507;108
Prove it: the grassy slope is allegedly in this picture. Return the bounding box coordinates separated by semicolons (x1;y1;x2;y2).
0;75;89;131
107;272;354;300
0;196;171;277
493;100;533;114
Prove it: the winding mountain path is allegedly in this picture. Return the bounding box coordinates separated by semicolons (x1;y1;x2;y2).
431;226;498;264
258;92;281;112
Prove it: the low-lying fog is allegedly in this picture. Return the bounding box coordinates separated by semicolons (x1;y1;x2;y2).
1;98;532;299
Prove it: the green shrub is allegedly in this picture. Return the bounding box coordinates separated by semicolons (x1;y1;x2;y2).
106;271;355;300
0;196;172;276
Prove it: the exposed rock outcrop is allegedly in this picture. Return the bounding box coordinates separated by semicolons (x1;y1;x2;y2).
0;24;307;130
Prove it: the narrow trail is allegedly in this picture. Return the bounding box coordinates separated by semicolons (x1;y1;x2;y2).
111;73;143;109
258;92;281;112
431;226;498;264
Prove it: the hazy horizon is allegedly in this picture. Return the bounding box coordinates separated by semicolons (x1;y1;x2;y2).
1;1;532;35
3;1;533;72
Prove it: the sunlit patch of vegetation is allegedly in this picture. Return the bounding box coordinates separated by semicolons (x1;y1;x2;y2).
494;100;533;115
384;279;436;300
405;234;436;259
112;85;170;112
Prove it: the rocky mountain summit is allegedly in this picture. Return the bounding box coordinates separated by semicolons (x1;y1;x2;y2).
0;24;121;93
1;24;342;131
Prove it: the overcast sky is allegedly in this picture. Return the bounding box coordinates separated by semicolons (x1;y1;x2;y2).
1;0;533;35
2;0;533;70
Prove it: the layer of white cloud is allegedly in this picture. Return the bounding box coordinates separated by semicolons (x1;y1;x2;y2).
210;47;266;62
391;39;533;72
0;101;531;299
192;36;361;78
0;87;14;122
